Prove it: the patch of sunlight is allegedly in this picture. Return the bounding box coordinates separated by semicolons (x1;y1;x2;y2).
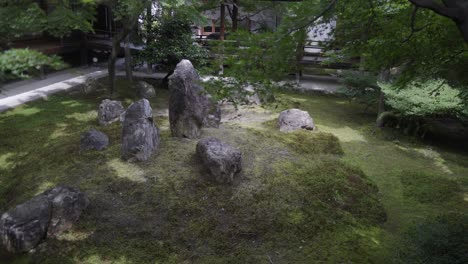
77;255;130;264
319;125;367;143
5;107;41;117
57;230;93;242
107;158;147;183
414;147;452;175
49;123;69;140
463;193;468;203
286;96;308;103
60;100;85;107
354;227;381;245
0;152;15;170
35;181;55;195
66;110;97;122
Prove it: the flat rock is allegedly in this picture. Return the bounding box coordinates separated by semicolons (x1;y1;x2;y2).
80;128;109;151
0;196;51;253
278;109;315;132
0;186;88;253
98;99;125;126
121;99;160;162
196;137;242;184
43;186;89;237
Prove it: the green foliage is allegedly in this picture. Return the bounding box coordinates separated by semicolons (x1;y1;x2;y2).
136;15;209;72
338;71;380;110
381;79;464;117
0;49;66;81
0;0;95;47
332;0;468;86
204;29;300;103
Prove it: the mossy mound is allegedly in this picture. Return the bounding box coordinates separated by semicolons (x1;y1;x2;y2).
0;83;386;263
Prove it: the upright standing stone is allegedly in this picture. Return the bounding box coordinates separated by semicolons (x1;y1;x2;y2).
98;99;125;126
169;60;220;138
278;109;315;132
121;99;160;162
196;137;242;184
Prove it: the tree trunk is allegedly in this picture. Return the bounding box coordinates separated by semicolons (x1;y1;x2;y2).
376;69;390;127
124;35;133;82
146;5;153;73
108;17;138;95
219;1;226;75
232;0;238;32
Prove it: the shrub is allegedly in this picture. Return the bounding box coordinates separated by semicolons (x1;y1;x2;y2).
338;71;381;111
0;49;66;81
381;79;464;117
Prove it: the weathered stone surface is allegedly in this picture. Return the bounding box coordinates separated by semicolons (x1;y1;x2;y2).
136;81;156;99
196;137;242;184
169;60;220;138
0;186;88;253
278;109;315;132
43;186;89;237
0;196;50;253
98;99;125;126
121;99;160;162
80;128;109;151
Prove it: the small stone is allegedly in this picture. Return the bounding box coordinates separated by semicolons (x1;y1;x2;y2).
278;109;315;132
196;137;242;184
98;99;125;126
135;81;156;99
80;128;109;151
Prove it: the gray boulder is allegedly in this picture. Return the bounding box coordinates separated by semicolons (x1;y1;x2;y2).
169;60;220;138
43;186;89;237
196;137;242;184
80;128;109;151
0;186;88;253
136;81;156;99
278;109;315;132
0;196;50;253
98;99;125;126
121;99;160;162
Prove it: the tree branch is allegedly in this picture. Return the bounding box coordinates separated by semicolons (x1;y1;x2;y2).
408;0;462;21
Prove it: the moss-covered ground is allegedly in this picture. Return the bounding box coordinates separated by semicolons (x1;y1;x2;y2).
0;80;466;263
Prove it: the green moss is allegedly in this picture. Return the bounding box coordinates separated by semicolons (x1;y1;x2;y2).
400;171;461;204
0;83;466;263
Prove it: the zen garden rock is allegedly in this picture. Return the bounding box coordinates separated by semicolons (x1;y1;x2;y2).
121;99;160;162
196;137;242;184
0;186;88;253
80;128;109;151
169;59;220;138
98;99;125;126
135;81;156;99
278;109;315;132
